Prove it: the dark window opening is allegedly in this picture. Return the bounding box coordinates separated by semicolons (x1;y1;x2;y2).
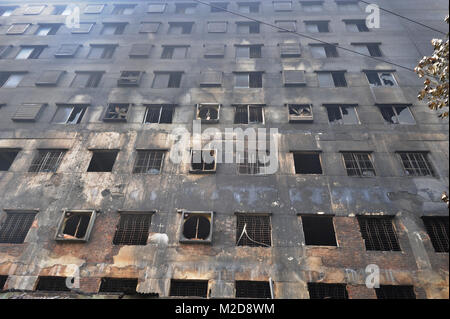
293;152;322;174
308;283;348;299
29;149;66;173
342;152;376;177
182;213;212;241
54;105;87;124
357;216;401;251
103;104;129;122
36;24;61;35
0;212;36;244
236;215;271;247
133;150;165;174
346;20;369;32
235;281;271;298
190;150;216;173
170;280;208;298
326;105;359;125
237;150;270;175
0;275;7;291
87;150;118;172
375;285;416;299
113;213;152;245
0;149;19;171
398;152;435;177
56;211;95;241
144;105;174;124
367;44;382;57
422;216;448;253
331;72;347;87
379;105;415;124
36;276;70;292
99;278;138;294
302;216;337;246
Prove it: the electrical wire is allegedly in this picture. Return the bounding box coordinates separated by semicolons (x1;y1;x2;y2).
236;223;271;247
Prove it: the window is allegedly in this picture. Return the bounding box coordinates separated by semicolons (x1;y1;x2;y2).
302;216;337;246
16;46;45;60
204;44;226;58
337;1;360;11
200;72;223;87
168;22;194;34
101;23;127;35
103;104;130;122
310;44;338;58
326;105;359;124
144;105;174;123
0;275;6;291
161;46;188;59
365;71;397;87
169;280;208;298
301;1;323;12
235;73;263;88
54;44;81;58
379;105;415;124
0;45;12;58
71;71;103;88
29;150;66;173
318;72;347;87
190;150;217;173
12;103;46;122
0;72;25;88
35;277;70;292
237;150;270;175
99;278;138;294
305;21;329;32
293;152;322;174
87;150;118;172
236;22;260;34
175;3;197;14
179;211;213;243
140;22;161;33
236;214;271;247
24;5;45;15
342;152;376;177
113;213;152;245
357;216;401;251
196;104;220;123
208;21;228;33
55;210;96;242
273;1;292;11
88;45;116;59
147;3;166;13
52;5;72;15
35;24;61;36
279;43;301;57
152;72;183;88
238;2;259;13
283;70;306;86
84;4;105;14
397;152;435;177
236;45;261;58
234;105;264;124
235;281;272;298
0;149;19;171
345;20;369;32
422;217;449;253
288;104;313;122
112;4;135;15
53;105;87;124
0;6;17;16
375;285;416;299
35;70;65;86
133;150;165;174
129;44;152;58
7;24;30;35
71;23;95;34
118;71;144;86
0;211;36;244
276;21;296;32
308;283;348;299
211;2;228;12
352;43;382;57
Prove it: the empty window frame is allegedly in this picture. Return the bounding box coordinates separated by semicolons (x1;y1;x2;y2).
301;1;323;12
308;283;348;299
147;3;167;13
35;24;61;36
112;4;136;15
235;45;262;58
143;105;174;124
101;23;127;35
305;21;329;32
88;45;116;59
236;214;271;247
317;72;347;87
118;71;144;86
35;277;70;292
7;23;30;35
71;72;103;88
24;5;45;15
175;3;197;14
168;22;194;34
87;150;118;172
169;280;208;298
0;6;17;16
345;20;369;32
190;150;217;173
375;285;416;299
161;46;188;59
422;217;449;253
196;104;220;123
152;72;183;88
29;149;66;173
133;150;165;174
210;2;228;12
235;73;263;88
357;216;401;251
365;71;397;87
288;104;313;122
342;152;376;177
293;152;323;174
352;43;382;57
15;46;45;60
325;105;359;124
53;104;87;124
0;211;36;244
113;213;152;245
99;278;138;294
234;105;264;124
238;2;259;13
0;275;6;290
397;152;435;177
310;44;338;58
52;5;72;15
55;210;96;242
236;22;260;34
235;281;272;298
302;215;337;246
378;105;415;124
0;72;25;88
0;149;19;171
273;1;292;11
179;211;213;243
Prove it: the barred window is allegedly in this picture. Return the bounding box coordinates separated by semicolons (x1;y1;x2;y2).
235;281;272;298
234;105;264;124
342;152;376;177
0;211;36;244
113;213;152;245
375;285;416;299
99;278;138;294
143;105;174;123
422;216;449;253
237;150;270;175
170;280;208;298
357;216;401;251
236;214;271;247
29;149;66;173
133;150;165;174
35;276;70;292
308;283;348;299
398;152;435;177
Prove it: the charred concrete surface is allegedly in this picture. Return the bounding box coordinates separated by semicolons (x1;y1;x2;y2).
0;0;448;299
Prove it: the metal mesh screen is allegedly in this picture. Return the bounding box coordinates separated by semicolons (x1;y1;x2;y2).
422;217;449;253
99;278;138;294
36;276;70;292
235;281;271;298
0;212;36;243
113;214;151;245
357;216;401;251
375;285;416;299
308;283;348;299
236;215;271;247
169;280;208;298
398;152;435;176
29;149;66;172
133;150;164;174
342;152;376;177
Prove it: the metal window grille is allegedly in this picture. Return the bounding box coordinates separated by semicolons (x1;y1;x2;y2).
0;275;7;290
85;72;103;88
234;105;263;124
235;281;271;298
36;276;70;292
357;216;401;251
331;72;347;87
29;149;65;172
342;152;376;177
308;283;348;299
236;215;271;247
133;150;165;174
168;72;182;87
113;214;152;245
398;152;435;177
375;285;416;299
0;212;36;244
144;105;174;124
99;278;138;294
422;217;449;253
237;151;269;175
169;280;208;298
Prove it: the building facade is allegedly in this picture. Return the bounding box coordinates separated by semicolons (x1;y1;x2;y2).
0;0;448;299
